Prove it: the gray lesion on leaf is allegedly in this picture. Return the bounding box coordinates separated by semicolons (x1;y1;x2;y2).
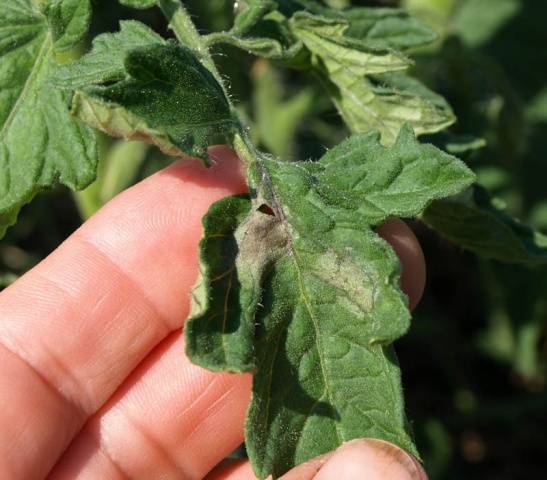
238;205;289;264
308;247;376;316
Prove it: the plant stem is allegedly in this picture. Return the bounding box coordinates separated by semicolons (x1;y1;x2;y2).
233;130;259;165
157;1;258;167
157;0;223;86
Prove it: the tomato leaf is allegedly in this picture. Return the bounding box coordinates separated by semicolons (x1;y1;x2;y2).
213;4;449;142
54;22;237;162
53;20;166;88
43;0;93;54
291;12;455;144
186;194;258;372
338;7;438;50
206;6;305;62
423;185;547;266
119;0;156;9
186;125;475;478
0;0;97;237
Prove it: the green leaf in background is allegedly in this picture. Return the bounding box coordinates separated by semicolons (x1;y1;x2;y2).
206;4;306;62
215;3;451;144
454;0;520;48
290;12;455;144
53;20;166;88
423;185;547;266
205;29;296;61
478;262;547;380
55;23;237;162
232;0;278;35
119;0;156;9
74;140;149;220
243;0;323;17
252;61;314;158
423;132;487;157
187;126;475;478
293;12;411;75
333;7;438;50
43;0;93;54
0;0;97;237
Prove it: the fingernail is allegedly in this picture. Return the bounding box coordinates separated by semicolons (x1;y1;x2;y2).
312;438;427;480
279;452;334;480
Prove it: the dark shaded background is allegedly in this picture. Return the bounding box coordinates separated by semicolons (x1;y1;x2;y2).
1;1;545;478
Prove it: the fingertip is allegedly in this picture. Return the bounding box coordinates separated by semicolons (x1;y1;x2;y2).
281;439;427;480
205;459;255;480
313;439;427;480
376;218;426;311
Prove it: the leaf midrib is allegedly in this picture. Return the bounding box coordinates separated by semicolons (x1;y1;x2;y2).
0;31;52;142
254;159;345;447
290;247;345;444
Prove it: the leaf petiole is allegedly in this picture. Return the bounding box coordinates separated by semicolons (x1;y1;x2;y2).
157;0;227;96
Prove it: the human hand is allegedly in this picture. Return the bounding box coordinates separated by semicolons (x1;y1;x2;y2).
0;147;427;479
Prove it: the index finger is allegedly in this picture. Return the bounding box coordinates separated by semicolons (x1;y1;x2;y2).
0;146;247;479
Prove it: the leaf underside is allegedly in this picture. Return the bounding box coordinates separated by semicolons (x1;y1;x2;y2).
290;12;455;145
187;126;475;478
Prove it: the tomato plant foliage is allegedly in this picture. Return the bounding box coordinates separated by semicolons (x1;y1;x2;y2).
1;0;546;478
0;0;96;235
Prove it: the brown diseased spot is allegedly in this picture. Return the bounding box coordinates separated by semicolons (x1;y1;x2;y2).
257;204;275;216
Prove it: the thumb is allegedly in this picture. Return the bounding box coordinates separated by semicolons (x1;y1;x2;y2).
280;439;428;480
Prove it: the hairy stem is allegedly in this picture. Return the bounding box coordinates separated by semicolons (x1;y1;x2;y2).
233;130;260;165
157;0;258;166
157;0;222;84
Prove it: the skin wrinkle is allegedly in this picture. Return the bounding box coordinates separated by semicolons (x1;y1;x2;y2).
183;383;239;444
72;234;182;334
73;234;177;334
49;330;251;480
96;448;132;480
92;447;130;480
0;341;84;479
0;148;248;480
49;367;191;480
172;373;225;423
183;385;244;480
1;234;173;419
69;365;245;480
110;406;190;479
277;453;330;480
0;270;97;412
57;418;133;480
0;336;85;425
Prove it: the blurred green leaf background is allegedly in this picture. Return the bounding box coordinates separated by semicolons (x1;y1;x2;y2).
1;1;546;478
